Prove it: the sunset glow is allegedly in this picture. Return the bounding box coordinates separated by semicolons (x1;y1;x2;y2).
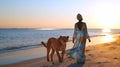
92;3;120;29
0;0;120;29
102;29;111;33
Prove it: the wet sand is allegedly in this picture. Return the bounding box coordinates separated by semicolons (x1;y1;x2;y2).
1;34;120;67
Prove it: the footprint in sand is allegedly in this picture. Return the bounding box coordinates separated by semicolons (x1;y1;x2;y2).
100;51;105;53
113;57;118;59
88;54;94;57
96;61;110;64
109;47;116;50
85;49;91;52
86;59;91;61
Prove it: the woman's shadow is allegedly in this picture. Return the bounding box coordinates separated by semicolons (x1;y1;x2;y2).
68;63;84;67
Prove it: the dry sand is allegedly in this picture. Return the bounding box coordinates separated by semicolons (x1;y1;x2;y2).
1;35;120;67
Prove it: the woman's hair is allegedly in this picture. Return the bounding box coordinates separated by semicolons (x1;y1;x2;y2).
76;13;83;30
77;13;83;21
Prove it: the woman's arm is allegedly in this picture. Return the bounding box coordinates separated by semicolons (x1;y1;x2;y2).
84;23;91;42
72;23;77;43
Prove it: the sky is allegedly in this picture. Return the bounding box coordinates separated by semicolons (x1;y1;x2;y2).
0;0;120;29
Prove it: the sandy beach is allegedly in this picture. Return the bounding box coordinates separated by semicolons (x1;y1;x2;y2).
1;34;120;67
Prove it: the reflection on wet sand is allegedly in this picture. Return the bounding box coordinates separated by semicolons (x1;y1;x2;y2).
102;33;115;43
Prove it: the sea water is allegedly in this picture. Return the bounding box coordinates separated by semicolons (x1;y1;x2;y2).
0;28;119;65
0;28;120;54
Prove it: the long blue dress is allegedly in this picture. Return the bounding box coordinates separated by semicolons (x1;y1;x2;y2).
68;22;90;64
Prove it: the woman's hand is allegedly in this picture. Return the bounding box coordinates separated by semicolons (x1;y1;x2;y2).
88;38;91;42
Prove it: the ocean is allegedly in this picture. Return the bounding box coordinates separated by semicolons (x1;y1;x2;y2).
0;28;120;54
0;28;120;65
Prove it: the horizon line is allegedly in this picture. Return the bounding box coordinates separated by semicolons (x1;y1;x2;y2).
0;28;120;30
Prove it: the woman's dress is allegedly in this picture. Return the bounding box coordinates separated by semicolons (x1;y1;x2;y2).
67;22;89;64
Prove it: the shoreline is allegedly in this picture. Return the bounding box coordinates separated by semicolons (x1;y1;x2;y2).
1;34;120;67
0;35;109;65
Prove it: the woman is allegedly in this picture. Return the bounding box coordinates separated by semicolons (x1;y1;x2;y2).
68;13;91;64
